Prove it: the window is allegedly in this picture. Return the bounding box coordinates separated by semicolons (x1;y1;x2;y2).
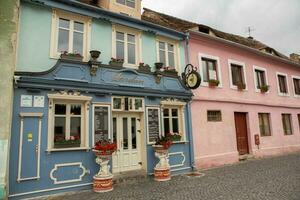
293;77;300;96
116;0;135;8
93;105;111;144
282;114;293;135
158;40;177;68
51;10;91;59
207;110;222;122
258;113;271;136
231;64;245;86
113;25;140;67
202;58;218;82
277;73;289;95
47;93;91;151
298;114;300;129
163;107;184;141
112;96;144;112
255;69;266;89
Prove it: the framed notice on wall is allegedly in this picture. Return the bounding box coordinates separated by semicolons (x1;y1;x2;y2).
146;107;161;144
93;105;111;145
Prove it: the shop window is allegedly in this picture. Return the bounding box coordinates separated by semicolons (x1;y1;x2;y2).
293;77;300;96
163;107;184;141
94;105;110;144
112;96;144;112
50;10;91;60
282;114;293;135
116;0;135;8
258;113;271;136
207;110;222;122
277;73;289;95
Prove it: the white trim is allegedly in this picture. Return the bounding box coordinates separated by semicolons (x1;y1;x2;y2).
276;72;290;96
168;152;186;168
17;114;43;182
50;162;87;184
194;151;238;160
291;75;300;98
9;183;93;198
146;107;161;144
228;59;248;91
92;104;111;146
198;53;223;88
252;65;269;93
170;166;191;172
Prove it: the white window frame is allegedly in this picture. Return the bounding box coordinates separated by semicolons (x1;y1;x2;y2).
111;96;144;112
156;36;180;72
92;103;111;146
228;59;248;90
291;75;300;98
253;65;269;93
146;107;162;144
112;24;141;68
115;0;136;9
161;100;186;143
281;113;293;136
198;53;222;88
47;93;92;152
276;72;290;96
50;10;91;61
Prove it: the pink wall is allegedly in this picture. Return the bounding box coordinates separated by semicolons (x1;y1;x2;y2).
189;33;300;169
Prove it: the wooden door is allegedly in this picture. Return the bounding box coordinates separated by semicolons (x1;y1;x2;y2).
234;113;249;155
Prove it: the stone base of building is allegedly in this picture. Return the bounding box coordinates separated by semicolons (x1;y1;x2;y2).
154;168;171;182
194;151;239;169
93;175;113;193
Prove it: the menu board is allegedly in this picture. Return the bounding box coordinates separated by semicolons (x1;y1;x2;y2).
94;106;109;143
147;108;160;143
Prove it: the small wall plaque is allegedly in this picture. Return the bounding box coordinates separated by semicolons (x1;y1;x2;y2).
21;95;32;107
33;96;45;108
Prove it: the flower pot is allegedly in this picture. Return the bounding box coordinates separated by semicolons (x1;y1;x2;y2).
237;84;246;90
163;69;178;76
138;64;151;72
60;54;83;61
54;143;80;148
109;61;123;67
90;50;101;60
155;62;164;71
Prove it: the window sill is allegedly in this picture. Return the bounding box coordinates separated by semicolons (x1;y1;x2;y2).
172;140;189;144
278;93;290;97
46;147;90;153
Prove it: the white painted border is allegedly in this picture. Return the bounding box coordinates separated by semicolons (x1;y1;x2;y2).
291;75;300;98
198;53;223;88
50;162;87;185
252;65;269;93
276;72;290;96
17;113;43;182
146;107;161;144
168;152;186;168
92;103;111;146
9;183;93;198
228;59;248;91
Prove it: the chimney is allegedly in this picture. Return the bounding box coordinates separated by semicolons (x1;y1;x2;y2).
290;53;300;62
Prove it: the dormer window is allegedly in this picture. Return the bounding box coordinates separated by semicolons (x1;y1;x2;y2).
116;0;135;8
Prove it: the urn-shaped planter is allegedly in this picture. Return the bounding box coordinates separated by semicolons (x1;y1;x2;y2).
92;140;117;193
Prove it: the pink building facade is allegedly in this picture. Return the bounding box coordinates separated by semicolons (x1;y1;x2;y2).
189;31;300;169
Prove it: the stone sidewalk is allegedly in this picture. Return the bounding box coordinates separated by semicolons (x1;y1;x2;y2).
41;153;300;200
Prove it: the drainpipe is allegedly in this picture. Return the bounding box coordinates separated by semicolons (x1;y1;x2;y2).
187;100;196;171
184;32;191;65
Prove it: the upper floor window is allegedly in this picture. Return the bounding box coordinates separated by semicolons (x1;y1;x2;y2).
50;10;91;60
255;69;266;89
116;0;135;8
202;58;217;82
158;41;176;68
276;73;289;96
113;25;140;67
229;60;247;90
292;76;300;96
281;114;293;135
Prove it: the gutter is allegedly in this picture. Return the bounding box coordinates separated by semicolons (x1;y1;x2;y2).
23;0;187;39
189;30;300;68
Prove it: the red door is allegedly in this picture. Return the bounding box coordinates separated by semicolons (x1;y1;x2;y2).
234;113;249;155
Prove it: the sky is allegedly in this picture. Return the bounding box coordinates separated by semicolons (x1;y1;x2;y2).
142;0;300;56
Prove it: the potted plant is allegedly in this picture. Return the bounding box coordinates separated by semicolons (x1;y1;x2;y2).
93;139;117;156
54;136;81;148
260;85;269;93
208;79;220;87
167;132;182;142
153;135;173;151
138;62;151;72
60;51;83;61
162;66;178;76
109;57;124;67
237;83;246;90
154;62;164;71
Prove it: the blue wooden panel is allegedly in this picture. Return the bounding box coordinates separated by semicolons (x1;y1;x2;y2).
20;117;39;179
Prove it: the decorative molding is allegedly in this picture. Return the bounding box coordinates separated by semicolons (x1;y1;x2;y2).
50;162;88;185
161;98;186;106
48;90;92;101
19;113;43;118
168;152;186;168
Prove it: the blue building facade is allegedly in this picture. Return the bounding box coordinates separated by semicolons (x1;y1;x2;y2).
9;0;194;198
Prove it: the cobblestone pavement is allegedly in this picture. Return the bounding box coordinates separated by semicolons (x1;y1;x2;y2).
42;153;300;200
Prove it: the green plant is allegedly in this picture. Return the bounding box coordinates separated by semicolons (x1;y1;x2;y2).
208;79;220;87
237;83;246;90
155;135;172;149
260;85;269;93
